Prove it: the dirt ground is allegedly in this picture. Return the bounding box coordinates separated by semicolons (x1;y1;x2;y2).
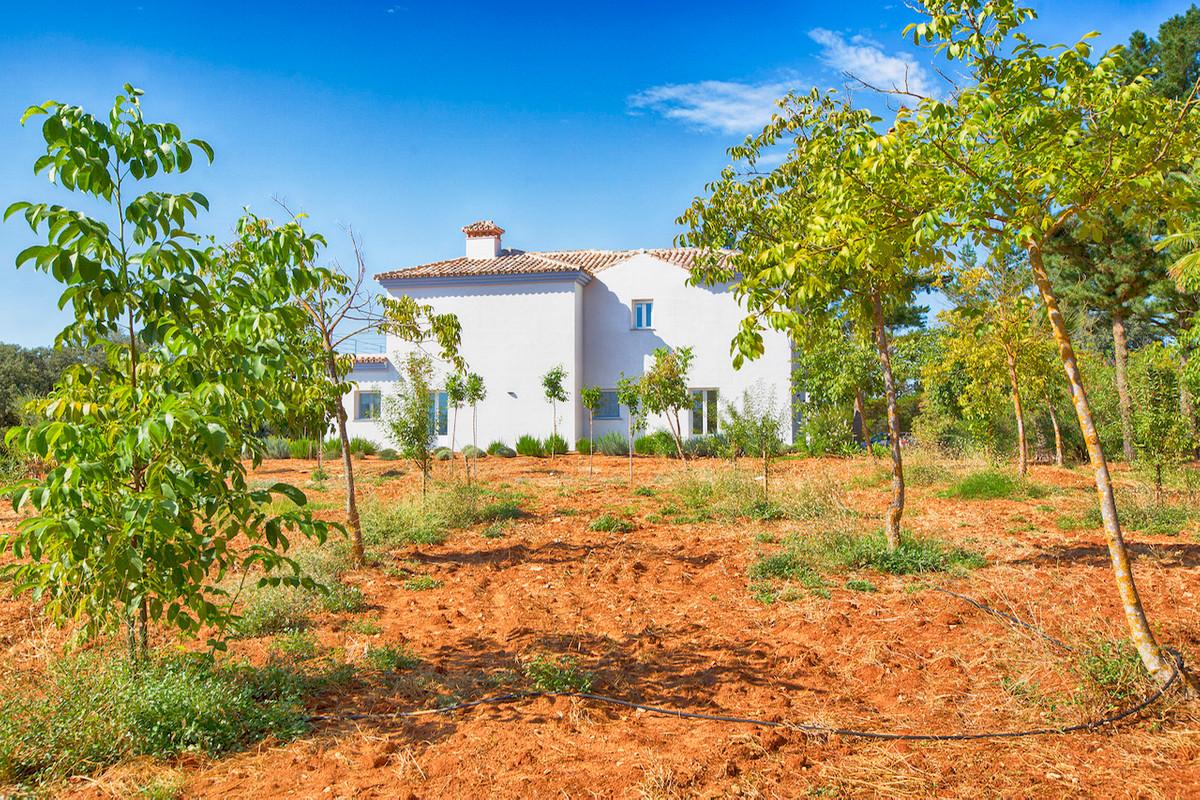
4;453;1200;799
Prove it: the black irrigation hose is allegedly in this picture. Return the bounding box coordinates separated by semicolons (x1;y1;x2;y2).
307;594;1186;741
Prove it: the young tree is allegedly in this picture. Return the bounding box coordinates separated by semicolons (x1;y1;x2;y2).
725;387;787;501
464;372;486;483
1131;344;1194;501
3;86;337;657
639;346;694;462
678;92;943;550
541;364;569;459
615;373;643;485
293;223;461;567
386;354;436;497
445;371;466;475
908;0;1200;685
580;385;602;476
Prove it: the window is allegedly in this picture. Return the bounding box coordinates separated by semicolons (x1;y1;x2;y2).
690;389;719;435
356;390;381;420
427;390;449;436
594;390;621;420
633;300;654;330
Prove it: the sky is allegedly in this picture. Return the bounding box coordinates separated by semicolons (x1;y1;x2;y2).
0;0;1190;349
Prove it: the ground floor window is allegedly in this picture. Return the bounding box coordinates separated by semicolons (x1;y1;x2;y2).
690;388;718;435
356;390;381;420
428;390;449;436
594;390;621;420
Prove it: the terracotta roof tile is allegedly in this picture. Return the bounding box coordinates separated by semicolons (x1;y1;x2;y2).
461;220;505;237
352;354;389;365
375;248;728;281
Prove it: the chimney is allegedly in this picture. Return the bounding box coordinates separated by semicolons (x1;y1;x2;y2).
462;219;504;259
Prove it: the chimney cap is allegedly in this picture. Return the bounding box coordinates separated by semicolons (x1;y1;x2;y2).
462;219;505;237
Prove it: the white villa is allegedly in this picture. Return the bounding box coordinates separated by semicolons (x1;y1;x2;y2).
342;221;796;450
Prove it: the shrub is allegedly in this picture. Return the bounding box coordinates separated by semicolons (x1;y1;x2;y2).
588;513;635;533
516;434;545;457
322;438;342;459
942;469;1049;500
634;430;676;456
755;529;985;579
433;447;453;461
359;485;526;548
461;444;487;459
287;438;316;459
487;440;516;458
378;447;399;460
545;433;568;455
595;431;629;456
0;654;307;786
348;437;378;457
232;588;312;638
264;436;291;459
683;435;723;458
269;630;318;662
575;437;593;455
366;645;421;672
523;654;593;693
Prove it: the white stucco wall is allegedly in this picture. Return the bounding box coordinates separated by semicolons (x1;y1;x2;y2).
581;253;794;444
363;275;585;451
341;361;400;445
341;253;795;450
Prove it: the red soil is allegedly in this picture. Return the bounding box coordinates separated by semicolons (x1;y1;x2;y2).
5;454;1200;798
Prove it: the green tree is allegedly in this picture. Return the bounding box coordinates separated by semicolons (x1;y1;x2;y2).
540;364;568;459
678;91;943;549
445;371;466;475
386;354;436;497
639;347;694;462
908;0;1199;685
3;86;336;658
580;385;602;476
615;373;643;485
1131;344;1194;501
724;387;786;501
464;372;486;483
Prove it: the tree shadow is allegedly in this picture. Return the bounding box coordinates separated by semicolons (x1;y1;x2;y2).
1012;540;1200;568
407;539;720;569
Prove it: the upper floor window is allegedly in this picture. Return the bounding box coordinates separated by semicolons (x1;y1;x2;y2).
594;390;621;420
428;390;449;436
633;300;654;330
691;388;719;435
356;390;381;420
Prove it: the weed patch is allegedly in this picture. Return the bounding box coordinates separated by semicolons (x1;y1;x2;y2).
403;575;442;591
523;655;593;692
366;645;421;672
942;469;1050;500
588;513;635;533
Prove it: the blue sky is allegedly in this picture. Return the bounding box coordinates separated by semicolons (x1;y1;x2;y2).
0;0;1188;347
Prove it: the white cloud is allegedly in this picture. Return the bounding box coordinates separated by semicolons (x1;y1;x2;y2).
808;28;935;97
627;79;795;135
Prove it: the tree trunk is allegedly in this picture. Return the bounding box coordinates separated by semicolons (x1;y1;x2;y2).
1030;244;1178;687
588;411;594;477
668;410;687;462
550;400;557;460
1048;400;1064;467
870;290;904;551
627;416;635;485
853;387;868;450
471;403;478;486
1112;310;1136;462
326;351;364;567
1006;349;1028;477
450;404;459;477
762;446;769;502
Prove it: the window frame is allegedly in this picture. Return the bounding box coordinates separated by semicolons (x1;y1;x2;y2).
355;389;382;421
593;390;621;420
632;299;654;330
689;388;719;436
427;390;449;436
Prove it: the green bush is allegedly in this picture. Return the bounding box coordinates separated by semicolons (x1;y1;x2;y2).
487;440;516;458
683;435;723;458
545;433;568;455
942;469;1048;500
264;436;291;460
378;447;399;460
523;654;593;692
634;430;676;456
575;438;593;455
348;437;378;457
595;431;630;456
366;645;421;672
287;438;316;459
433;447;453;461
461;444;487;459
359;484;526;548
516;434;545;457
588;513;635;533
0;654;308;786
322;438;342;459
